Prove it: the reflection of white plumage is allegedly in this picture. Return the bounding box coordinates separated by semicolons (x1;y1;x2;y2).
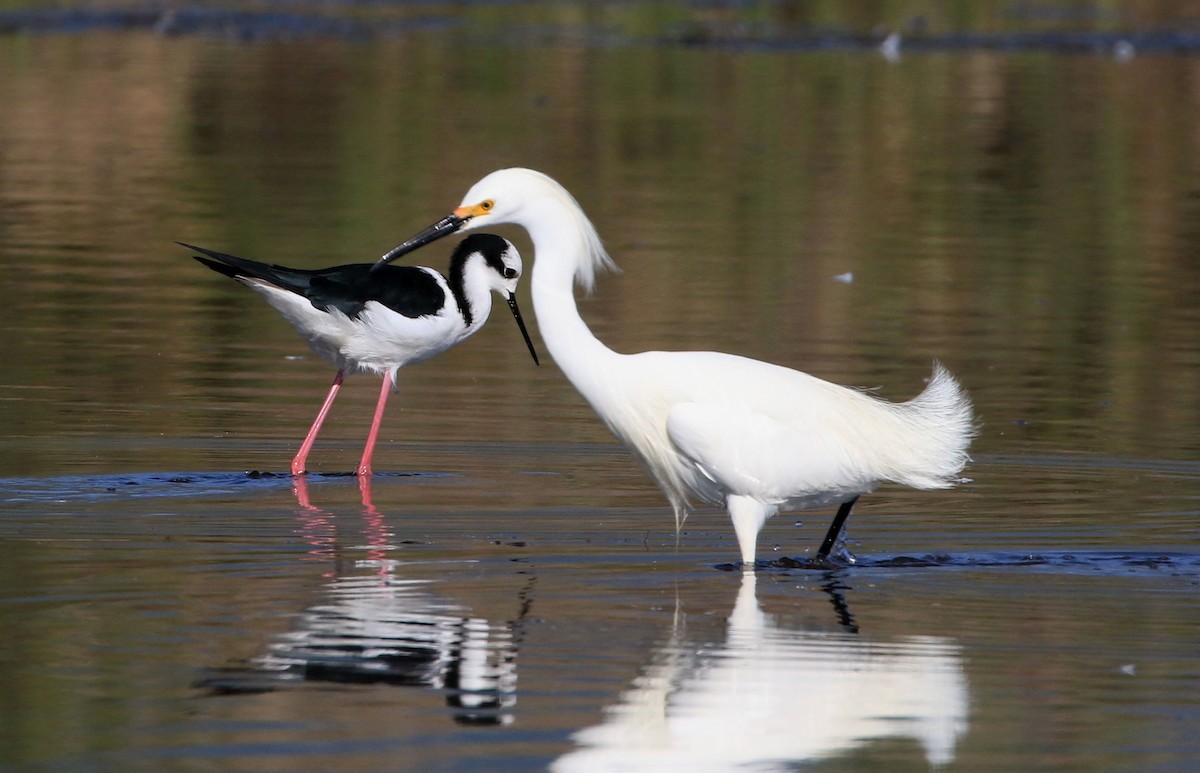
552;574;969;771
377;168;974;563
211;573;520;726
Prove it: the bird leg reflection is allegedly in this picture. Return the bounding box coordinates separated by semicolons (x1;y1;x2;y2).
356;475;394;574
290;473;337;568
357;472;377;513
820;576;859;633
291;471;320;512
291;470;389;572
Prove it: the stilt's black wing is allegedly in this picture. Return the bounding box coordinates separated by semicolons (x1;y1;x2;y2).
183;242;446;319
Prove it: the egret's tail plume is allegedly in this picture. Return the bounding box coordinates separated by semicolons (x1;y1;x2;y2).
894;363;976;488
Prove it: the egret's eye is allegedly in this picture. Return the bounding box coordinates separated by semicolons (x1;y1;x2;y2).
503;267;518;279
480;199;495;212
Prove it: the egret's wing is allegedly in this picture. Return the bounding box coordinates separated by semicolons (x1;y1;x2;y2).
665;402;865;505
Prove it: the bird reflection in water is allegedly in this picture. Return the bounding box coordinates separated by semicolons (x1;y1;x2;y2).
552;573;968;770
198;475;530;727
292;473;392;573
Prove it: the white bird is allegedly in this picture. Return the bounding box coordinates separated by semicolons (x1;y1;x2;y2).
186;234;538;477
374;169;974;565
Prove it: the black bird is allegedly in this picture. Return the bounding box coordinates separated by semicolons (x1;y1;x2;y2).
186;234;537;476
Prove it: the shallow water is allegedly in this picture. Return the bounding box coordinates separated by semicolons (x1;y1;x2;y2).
2;4;1200;771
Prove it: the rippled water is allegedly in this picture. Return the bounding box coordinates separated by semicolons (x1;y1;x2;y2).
2;4;1200;771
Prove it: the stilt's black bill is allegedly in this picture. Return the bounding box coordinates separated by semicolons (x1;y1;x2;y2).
506;293;539;366
373;214;466;271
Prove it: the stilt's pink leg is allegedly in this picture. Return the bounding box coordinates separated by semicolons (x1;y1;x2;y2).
291;369;345;475
356;376;393;477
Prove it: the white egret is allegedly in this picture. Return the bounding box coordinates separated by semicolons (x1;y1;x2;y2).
186;234;538;477
374;169;973;564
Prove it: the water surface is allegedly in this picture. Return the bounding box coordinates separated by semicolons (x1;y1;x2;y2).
2;4;1199;770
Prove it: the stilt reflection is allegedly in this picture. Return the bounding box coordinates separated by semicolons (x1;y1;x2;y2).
198;476;532;726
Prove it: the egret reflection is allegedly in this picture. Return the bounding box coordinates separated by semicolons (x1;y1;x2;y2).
199;476;529;726
553;573;968;770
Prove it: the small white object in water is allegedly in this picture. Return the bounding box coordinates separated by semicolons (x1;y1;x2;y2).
1114;40;1135;62
1119;663;1137;676
880;32;902;63
832;272;854;284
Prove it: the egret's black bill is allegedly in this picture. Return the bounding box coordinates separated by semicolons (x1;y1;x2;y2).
506;294;539;366
373;213;466;271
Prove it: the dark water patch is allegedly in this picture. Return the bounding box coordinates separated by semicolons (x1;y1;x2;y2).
664;27;1200;56
0;470;436;504
979;453;1200;477
4;5;1200;58
0;7;457;41
726;550;1200;577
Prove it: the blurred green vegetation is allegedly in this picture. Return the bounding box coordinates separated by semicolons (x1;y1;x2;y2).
0;8;1198;478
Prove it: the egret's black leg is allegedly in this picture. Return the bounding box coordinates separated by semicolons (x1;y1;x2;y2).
820;577;859;633
816;496;859;560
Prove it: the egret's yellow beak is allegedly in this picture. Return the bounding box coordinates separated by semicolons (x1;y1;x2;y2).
373;212;466;270
373;200;495;271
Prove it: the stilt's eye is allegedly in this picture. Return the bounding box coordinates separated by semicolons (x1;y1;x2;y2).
503;267;518;279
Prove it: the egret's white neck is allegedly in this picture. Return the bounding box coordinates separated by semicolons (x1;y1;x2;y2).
524;213;617;389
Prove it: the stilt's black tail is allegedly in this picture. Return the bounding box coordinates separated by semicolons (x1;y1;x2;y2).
181;242;315;297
